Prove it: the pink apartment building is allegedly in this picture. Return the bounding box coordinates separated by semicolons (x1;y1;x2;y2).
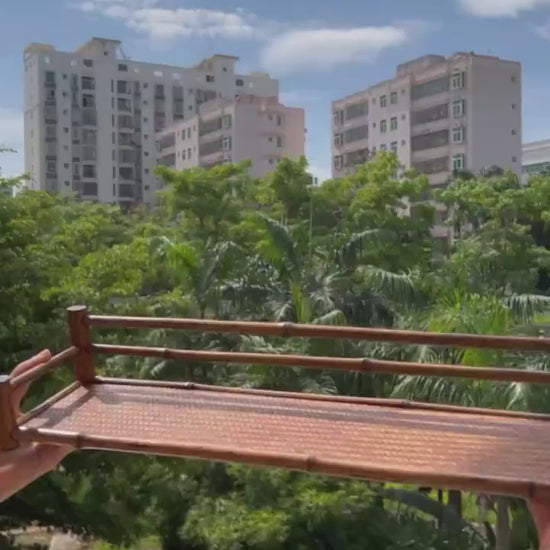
156;95;305;178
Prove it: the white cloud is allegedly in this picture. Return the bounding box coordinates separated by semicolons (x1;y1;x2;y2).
458;0;550;17
260;26;407;74
72;0;260;41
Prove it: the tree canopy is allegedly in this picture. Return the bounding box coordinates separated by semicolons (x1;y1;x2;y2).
1;151;549;550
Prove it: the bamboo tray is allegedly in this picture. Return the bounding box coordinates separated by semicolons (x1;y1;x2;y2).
4;305;550;499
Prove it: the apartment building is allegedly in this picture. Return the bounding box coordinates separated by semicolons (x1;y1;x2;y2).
24;37;278;204
331;52;521;237
522;140;550;183
156;95;305;178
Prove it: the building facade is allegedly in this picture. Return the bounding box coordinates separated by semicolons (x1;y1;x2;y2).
24;37;279;204
331;52;522;237
156;95;305;178
522;140;550;183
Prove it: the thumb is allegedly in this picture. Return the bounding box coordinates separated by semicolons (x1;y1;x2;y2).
11;350;52;414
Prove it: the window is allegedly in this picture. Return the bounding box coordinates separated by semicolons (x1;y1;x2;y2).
64;163;70;169
63;108;68;115
82;76;95;90
451;72;465;89
334;155;343;170
182;150;186;160
380;144;387;151
206;75;215;82
118;64;128;72
63;127;69;133
144;151;149;157
511;129;517;135
452;153;465;171
401;139;406;146
390;92;398;105
269;158;274;165
390;117;397;131
511;75;517;82
380;95;387;108
222;136;232;150
380;120;387;133
45;70;55;84
390;142;398;153
223;114;232;128
46;161;56;174
187;148;191;158
371;146;376;155
187;128;191;138
276;136;283;147
334;133;342;147
145;168;150;174
82;164;96;178
452;99;465;117
452;126;464;143
276;114;284;126
373;122;377;128
236;79;244;86
82;94;95;108
512;156;518;162
83;59;93;68
512;103;516;110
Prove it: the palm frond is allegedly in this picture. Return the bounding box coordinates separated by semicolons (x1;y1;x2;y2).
357;266;417;303
503;293;550;324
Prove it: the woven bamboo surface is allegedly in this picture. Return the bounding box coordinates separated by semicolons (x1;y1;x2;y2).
19;381;550;497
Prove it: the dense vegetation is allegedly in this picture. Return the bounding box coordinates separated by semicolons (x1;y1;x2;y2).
2;151;550;549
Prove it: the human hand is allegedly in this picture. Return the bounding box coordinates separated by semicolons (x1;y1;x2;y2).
0;350;72;502
528;498;550;550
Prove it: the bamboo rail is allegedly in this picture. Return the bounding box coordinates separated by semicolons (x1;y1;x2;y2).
88;314;550;351
10;347;79;388
92;343;550;384
16;425;550;500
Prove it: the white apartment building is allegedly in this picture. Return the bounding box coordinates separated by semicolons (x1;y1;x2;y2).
156;95;305;178
24;37;278;205
522;140;550;183
332;52;521;237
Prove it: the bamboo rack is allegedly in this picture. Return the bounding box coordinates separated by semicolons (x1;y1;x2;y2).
3;305;550;499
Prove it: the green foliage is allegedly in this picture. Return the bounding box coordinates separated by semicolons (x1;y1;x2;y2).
2;151;549;550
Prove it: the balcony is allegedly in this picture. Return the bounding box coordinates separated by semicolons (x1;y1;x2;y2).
200;137;223;157
411;129;449;153
157;153;176;167
412;155;449;175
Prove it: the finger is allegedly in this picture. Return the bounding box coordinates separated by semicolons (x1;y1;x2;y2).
11;350;52;413
0;443;71;503
11;350;52;378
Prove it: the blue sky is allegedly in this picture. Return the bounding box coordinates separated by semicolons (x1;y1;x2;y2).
3;0;550;180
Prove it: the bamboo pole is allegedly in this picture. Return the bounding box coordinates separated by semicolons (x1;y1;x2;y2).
87;315;550;351
67;306;95;384
17;426;549;499
91;343;550;384
10;347;79;389
0;375;19;451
